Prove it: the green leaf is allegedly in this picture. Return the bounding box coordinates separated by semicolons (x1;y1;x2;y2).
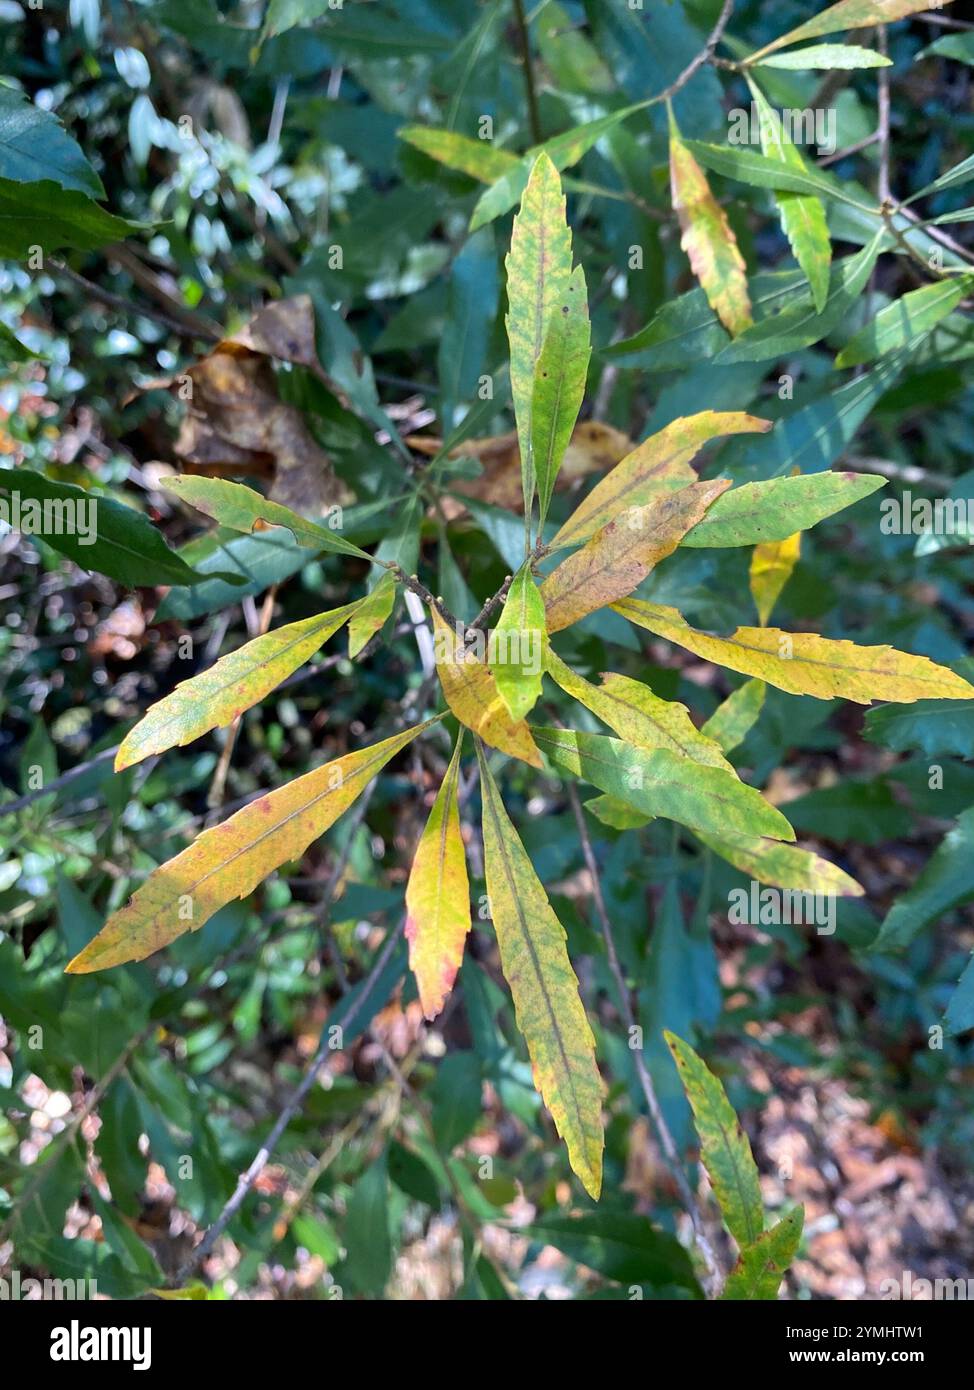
746;80;831;312
0;319;38;363
0;176;144;256
399;125;518;182
492;566;547;721
682;141;854;205
505;152;575;519
873;806;974;950
532;264;591;525
0;85;104;197
544;646;734;770
864;689;974;758
835;277;974;368
115;601;364;769
755;43;892;69
438;225;499;424
681;471;886;547
664;1031;764;1249
944;954;974;1038
477;744;604;1199
697;832;864;896
749;0;940;62
918;32;974;66
701;679;767;753
715;234;881;363
341;1152;392;1295
0;467;237;588
531;725;796;841
720;1207;804;1300
528;1212;701;1292
164;475;373;561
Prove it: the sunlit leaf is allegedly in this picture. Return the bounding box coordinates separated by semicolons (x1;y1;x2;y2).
720;1208;804;1300
614;598;974;703
348;570;397;657
750;532;801;626
478;743;603;1198
492;566;547;721
835;276;974;368
532;264;591;526
431;608;542;766
66;721;437;972
681;471;885;547
405;732;470;1019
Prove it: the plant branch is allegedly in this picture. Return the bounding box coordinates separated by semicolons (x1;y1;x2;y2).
512;0;543;145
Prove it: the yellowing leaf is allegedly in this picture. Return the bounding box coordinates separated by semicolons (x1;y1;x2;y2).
749;0;953;63
165;475;371;561
66;721;436;973
116;602;362;770
541;479;730;633
398;126;519;183
405;733;470;1019
697;832;864;896
701;679;766;753
613;598;974;704
749;531;801;626
670;111;752;337
664;1031;764;1250
493;566;547;721
505;152;575;516
431;607;541;766
477;743;603;1198
720;1207;804;1301
532;263;591;525
544;647;733;770
585;794;653;830
551;411;770;550
348;570;397;657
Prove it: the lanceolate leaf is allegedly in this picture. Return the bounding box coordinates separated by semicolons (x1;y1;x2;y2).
720;1208;804;1301
541;479;731;633
544;647;733;770
697;832;864;896
0;467;238;588
66;721;438;972
405;733;470;1019
505;153;574;518
750;532;801;626
492;566;547;721
551;412;770;549
398;125;518;182
477;744;603;1198
165;475;373;561
873;806;974;950
670;113;752;338
532;264;591;525
835;276;974;368
115;602;364;770
755;43;892;69
431;608;542;766
683;142;850;204
701;679;766;753
664;1031;764;1250
531;726;795;841
681;471;886;547
748;0;951;63
747;81;831;313
613;598;974;704
348;570;397;657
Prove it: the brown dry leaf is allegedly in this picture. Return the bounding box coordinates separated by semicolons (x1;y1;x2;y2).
161;297;351;520
409;420;632;518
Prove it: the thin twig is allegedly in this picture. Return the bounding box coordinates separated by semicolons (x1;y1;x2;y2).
564;782;724;1296
655;0;734;106
877;26;891;206
49;259;221;344
173;924;402;1285
512;0;542;145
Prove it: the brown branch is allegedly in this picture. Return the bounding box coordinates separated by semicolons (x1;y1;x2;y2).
512;0;543;145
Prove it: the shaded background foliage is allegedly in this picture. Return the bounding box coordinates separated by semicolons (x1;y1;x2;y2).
1;0;974;1299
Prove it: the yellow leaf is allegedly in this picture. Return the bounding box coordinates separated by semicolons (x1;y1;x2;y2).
544;646;733;770
613;598;974;703
749;531;801;626
66;721;437;973
115;602;362;770
541;479;730;633
405;733;471;1020
551;411;770;549
697;832;864;896
670;111;752;337
348;570;397;657
431;607;541;766
477;742;603;1198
